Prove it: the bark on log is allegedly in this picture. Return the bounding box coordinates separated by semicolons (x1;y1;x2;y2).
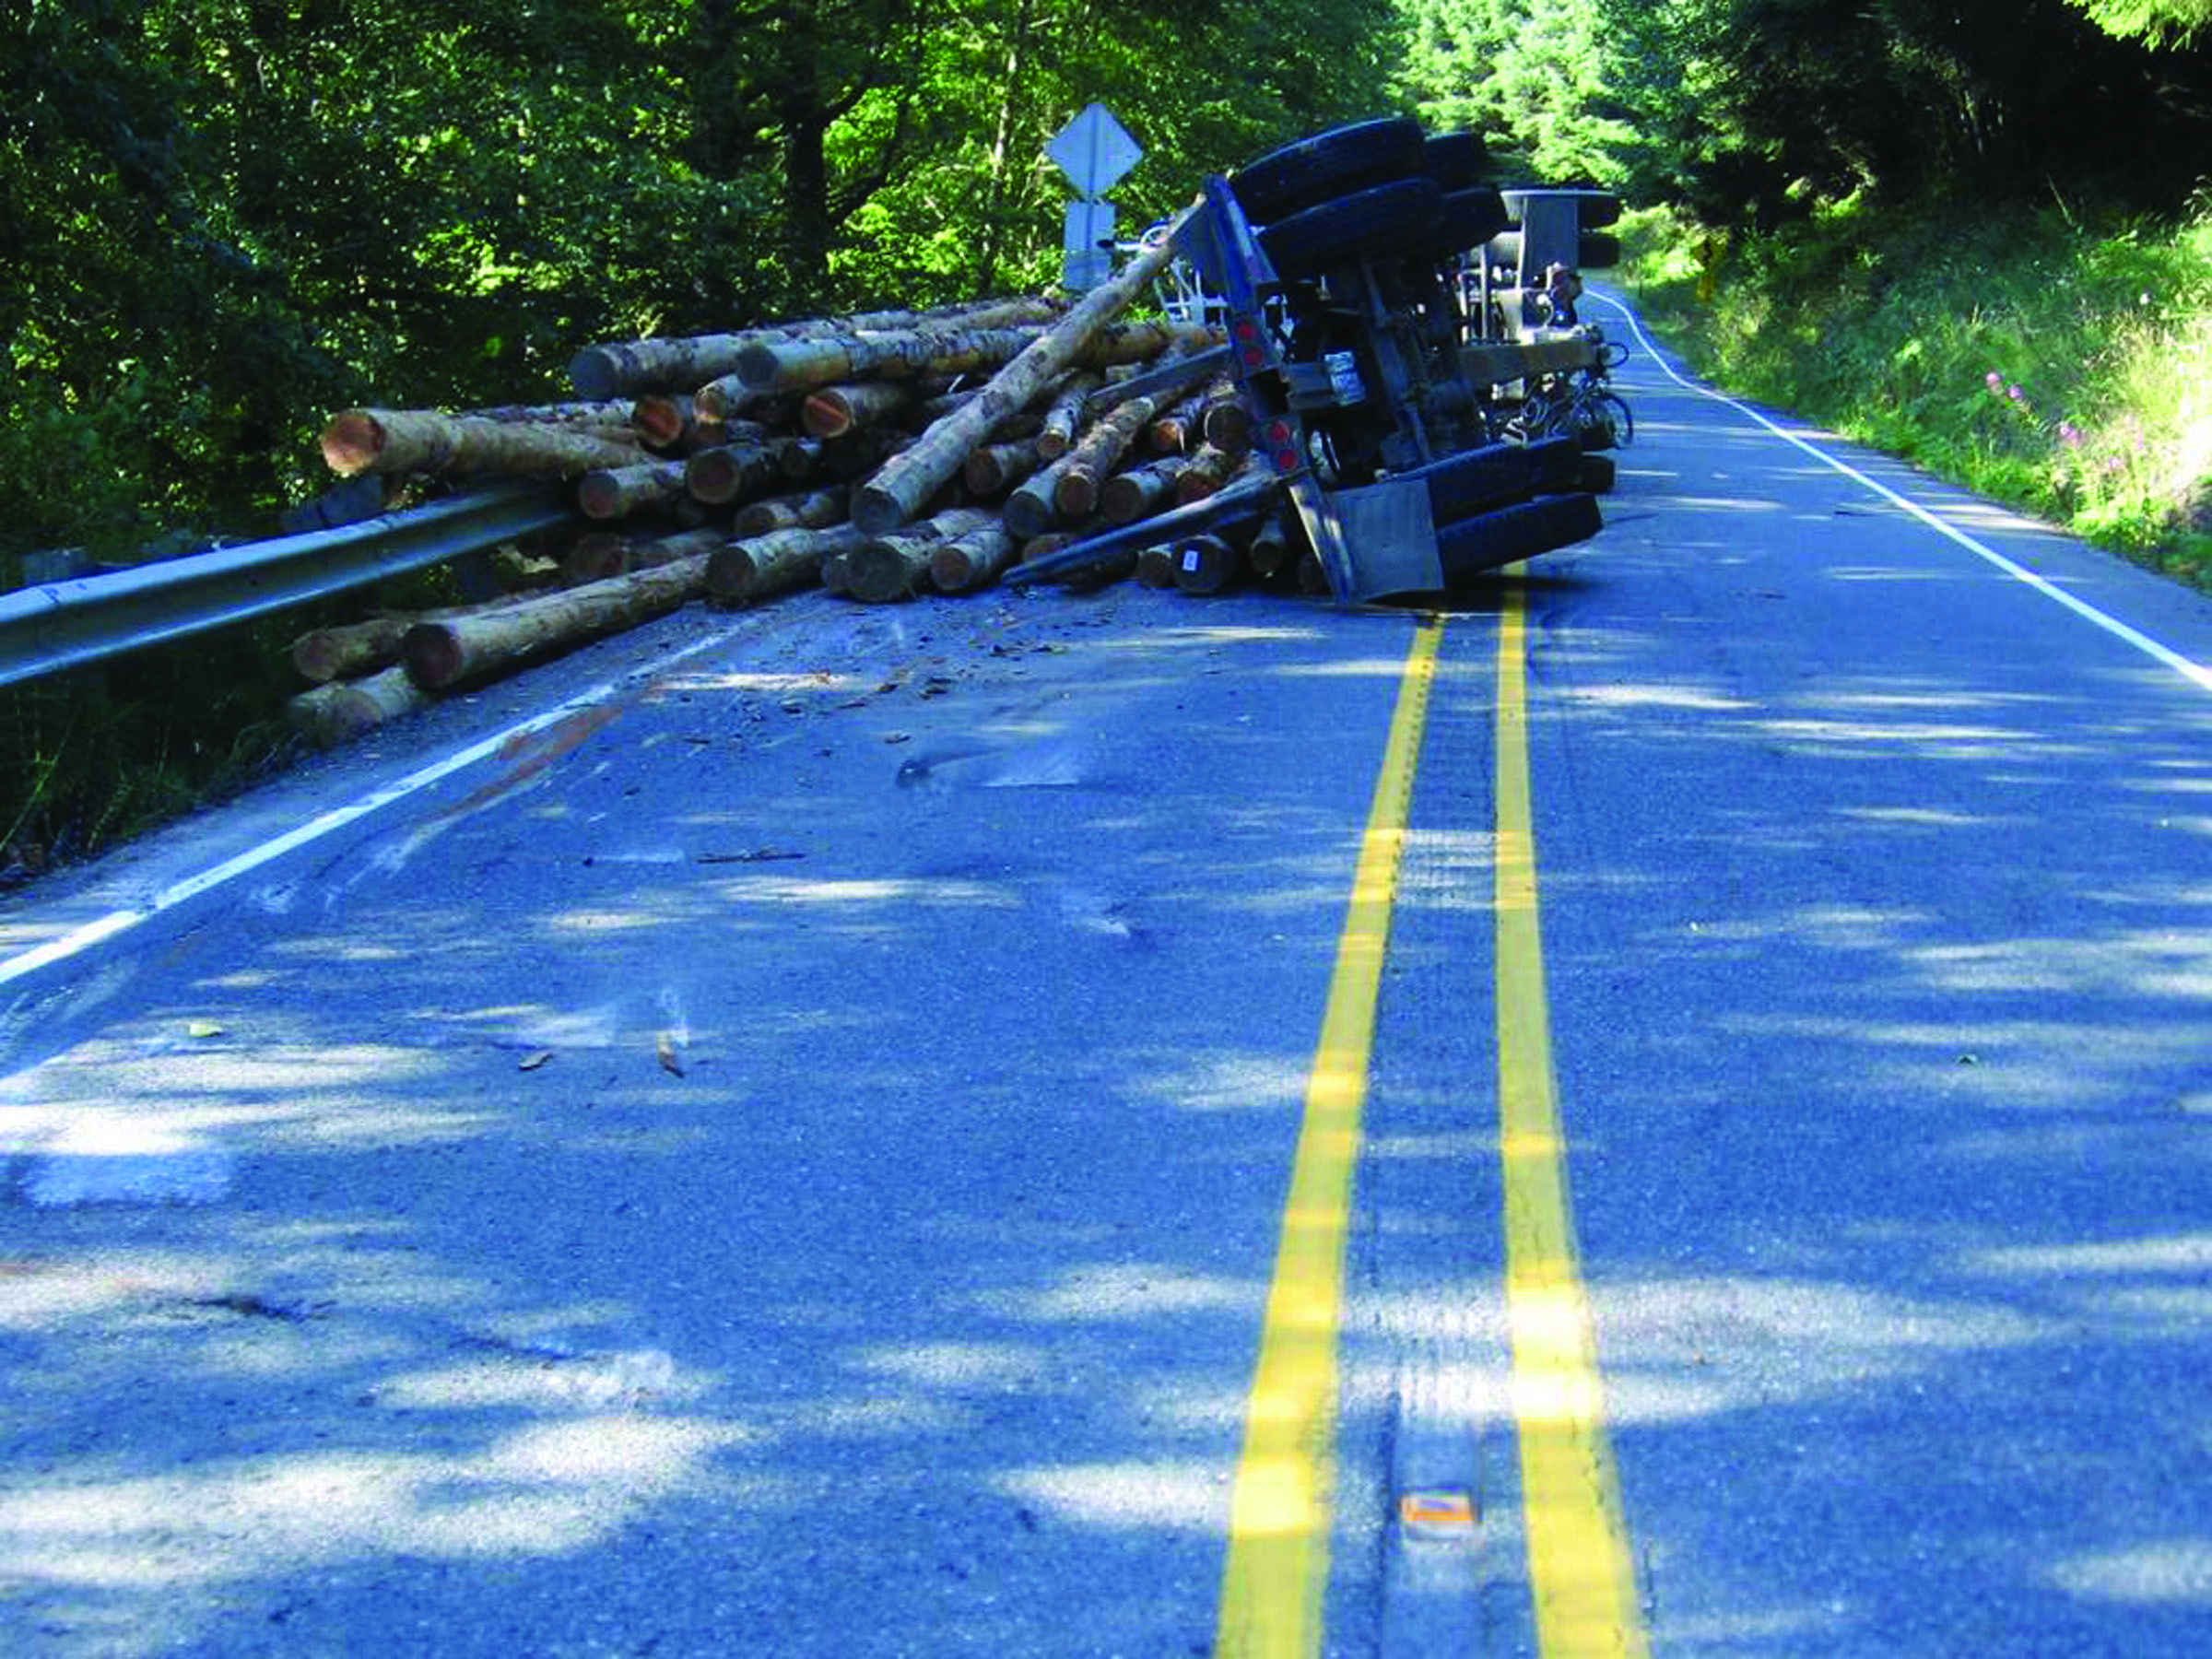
568;297;1069;399
578;458;689;520
1171;533;1244;596
468;399;638;429
288;665;436;747
847;212;1203;535
686;441;787;505
321;410;641;478
1099;457;1190;524
844;507;1000;604
929;524;1018;594
1171;442;1242;505
1052;360;1211;520
404;554;715;688
801;381;921;440
1003;442;1093;540
732;487;847;538
737;326;1051;396
820;552;853;596
707;522;869;606
962;438;1044;497
1149;388;1209;454
1036;373;1102;460
289;592;537;681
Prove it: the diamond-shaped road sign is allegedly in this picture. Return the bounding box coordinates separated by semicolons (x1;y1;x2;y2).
1047;104;1141;199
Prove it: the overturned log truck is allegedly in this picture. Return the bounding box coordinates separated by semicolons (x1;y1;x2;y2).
1010;117;1623;604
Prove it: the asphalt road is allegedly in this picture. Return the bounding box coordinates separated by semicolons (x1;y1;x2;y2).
2;289;2209;1657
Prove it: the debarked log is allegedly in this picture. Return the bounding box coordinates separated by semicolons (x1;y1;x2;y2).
320;410;642;478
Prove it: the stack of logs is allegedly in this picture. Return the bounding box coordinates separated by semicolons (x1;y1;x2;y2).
287;232;1334;746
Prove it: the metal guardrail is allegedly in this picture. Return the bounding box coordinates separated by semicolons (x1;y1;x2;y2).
0;481;575;691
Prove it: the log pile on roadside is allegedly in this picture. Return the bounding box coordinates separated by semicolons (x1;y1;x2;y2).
286;235;1310;742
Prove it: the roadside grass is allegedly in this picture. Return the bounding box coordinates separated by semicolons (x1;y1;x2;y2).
1616;194;2212;593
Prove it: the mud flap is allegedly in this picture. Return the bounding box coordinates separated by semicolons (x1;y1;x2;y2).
1289;473;1442;604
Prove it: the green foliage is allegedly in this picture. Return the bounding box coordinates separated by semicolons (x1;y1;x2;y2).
2068;0;2212;44
1619;194;2212;591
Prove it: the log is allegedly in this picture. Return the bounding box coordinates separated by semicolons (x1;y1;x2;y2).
1171;533;1244;596
289;592;536;681
320;410;642;478
568;296;1069;399
1099;457;1190;524
468;399;638;429
732;487;847;538
801;381;920;440
820;551;853;596
929;524;1018;594
288;665;436;747
578;458;689;520
707;522;869;606
848;211;1205;535
1036;373;1102;459
1201;378;1253;453
736;325;1050;396
1149;388;1208;454
629;394;693;450
1053;359;1211;520
403;555;715;689
962;438;1044;497
685;441;786;505
1003;442;1093;540
1247;516;1294;578
1135;544;1179;588
1171;441;1242;505
844;507;1000;604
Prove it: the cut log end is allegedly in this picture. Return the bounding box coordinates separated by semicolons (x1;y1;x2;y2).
706;547;759;605
402;623;469;691
851;486;908;537
319;411;386;477
576;474;626;520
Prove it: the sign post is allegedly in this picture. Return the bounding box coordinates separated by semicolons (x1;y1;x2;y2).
1047;104;1142;291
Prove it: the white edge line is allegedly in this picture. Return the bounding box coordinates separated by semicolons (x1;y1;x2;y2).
0;624;748;990
1587;289;2212;696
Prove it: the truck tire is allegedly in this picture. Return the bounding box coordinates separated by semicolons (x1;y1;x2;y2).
1400;187;1511;265
1578;454;1617;493
1408;441;1540;524
1422;130;1488;191
1230;117;1425;224
1259;177;1444;278
1435;492;1602;581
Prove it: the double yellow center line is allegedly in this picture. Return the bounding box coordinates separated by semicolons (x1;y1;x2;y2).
1214;592;1650;1658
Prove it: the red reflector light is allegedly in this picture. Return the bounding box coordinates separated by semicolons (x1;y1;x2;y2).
1266;420;1294;445
1241;344;1265;368
1234;318;1260;341
1272;447;1300;472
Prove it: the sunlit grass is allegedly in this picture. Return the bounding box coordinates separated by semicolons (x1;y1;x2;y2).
1619;194;2212;592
